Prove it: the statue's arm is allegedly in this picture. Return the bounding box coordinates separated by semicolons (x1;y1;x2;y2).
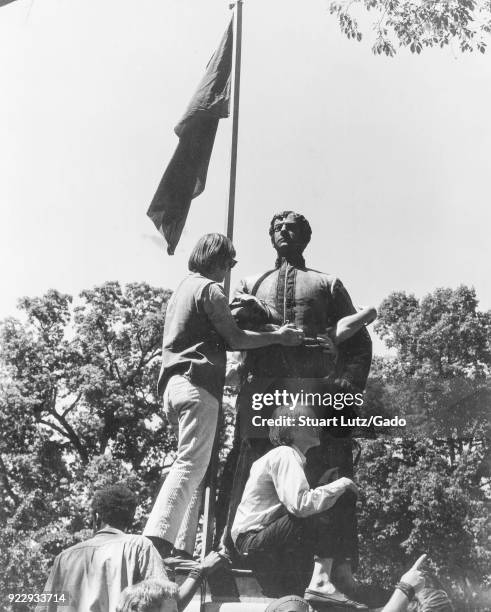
330;278;372;392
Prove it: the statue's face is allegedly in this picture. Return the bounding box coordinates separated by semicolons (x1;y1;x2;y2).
272;212;306;256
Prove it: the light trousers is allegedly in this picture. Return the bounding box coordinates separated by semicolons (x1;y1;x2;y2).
143;374;219;555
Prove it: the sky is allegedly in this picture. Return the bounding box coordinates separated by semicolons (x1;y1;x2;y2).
1;0;490;354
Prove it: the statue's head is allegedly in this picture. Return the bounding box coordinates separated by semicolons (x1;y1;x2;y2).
269;211;312;258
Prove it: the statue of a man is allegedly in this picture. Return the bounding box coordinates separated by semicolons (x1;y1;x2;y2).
218;210;372;594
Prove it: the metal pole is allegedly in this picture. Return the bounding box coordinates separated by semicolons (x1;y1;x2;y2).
224;0;243;298
201;0;243;566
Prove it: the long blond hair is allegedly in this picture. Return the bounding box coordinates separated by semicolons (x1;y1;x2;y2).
116;579;178;612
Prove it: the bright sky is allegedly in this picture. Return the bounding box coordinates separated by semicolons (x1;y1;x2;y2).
1;0;490;354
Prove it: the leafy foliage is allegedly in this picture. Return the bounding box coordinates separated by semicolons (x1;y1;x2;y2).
368;286;491;441
357;286;490;610
329;0;491;56
357;439;489;609
0;282;173;606
0;282;489;610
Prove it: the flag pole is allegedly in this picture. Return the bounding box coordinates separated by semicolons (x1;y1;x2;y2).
201;0;243;566
224;0;243;298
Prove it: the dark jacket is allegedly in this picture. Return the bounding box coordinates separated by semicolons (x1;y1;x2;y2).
235;260;372;391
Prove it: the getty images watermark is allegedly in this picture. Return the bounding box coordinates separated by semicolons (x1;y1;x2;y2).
250;389;407;428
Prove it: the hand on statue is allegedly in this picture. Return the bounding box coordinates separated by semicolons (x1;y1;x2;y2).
316;332;338;355
333;377;357;394
199;551;227;576
277;323;304;346
339;477;359;497
400;555;427;594
261;323;280;331
234;292;257;304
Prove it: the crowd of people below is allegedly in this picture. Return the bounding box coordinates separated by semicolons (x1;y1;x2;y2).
37;483;452;612
37;215;455;612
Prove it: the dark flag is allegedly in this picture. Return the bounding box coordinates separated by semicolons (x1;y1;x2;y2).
147;20;233;255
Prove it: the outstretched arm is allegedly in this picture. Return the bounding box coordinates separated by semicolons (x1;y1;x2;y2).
330;279;373;391
176;552;226;611
381;555;426;612
333;306;377;345
270;448;358;517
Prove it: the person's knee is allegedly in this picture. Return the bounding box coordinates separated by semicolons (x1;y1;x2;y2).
174;426;216;467
171;452;211;479
314;492;357;530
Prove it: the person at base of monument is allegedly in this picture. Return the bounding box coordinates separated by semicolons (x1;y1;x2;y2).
379;555;454;612
37;485;169;612
231;403;367;610
116;579;179;612
143;233;305;561
115;549;223;612
410;587;454;612
37;484;225;612
380;555;427;612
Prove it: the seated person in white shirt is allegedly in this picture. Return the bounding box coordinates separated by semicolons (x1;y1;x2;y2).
231;403;367;610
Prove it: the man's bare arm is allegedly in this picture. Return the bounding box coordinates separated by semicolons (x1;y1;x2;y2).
212;307;303;350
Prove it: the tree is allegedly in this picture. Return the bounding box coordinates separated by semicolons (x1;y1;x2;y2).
356;286;490;609
372;285;491;444
356;438;489;609
0;282;174;607
1;282;489;610
0;283;173;468
329;0;491;56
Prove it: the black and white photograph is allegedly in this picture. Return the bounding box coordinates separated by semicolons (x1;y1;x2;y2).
0;1;490;611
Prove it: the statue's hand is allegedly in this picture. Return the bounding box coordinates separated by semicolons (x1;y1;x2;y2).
316;332;338;356
333;377;357;394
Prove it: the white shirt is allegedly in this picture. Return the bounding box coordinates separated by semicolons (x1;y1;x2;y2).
231;445;349;543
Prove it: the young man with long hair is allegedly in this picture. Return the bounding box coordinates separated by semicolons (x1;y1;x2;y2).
144;233;305;560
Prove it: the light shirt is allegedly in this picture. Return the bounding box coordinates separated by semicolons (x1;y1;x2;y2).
36;527;168;612
231;445;348;543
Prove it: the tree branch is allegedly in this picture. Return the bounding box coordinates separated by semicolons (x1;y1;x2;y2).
46;409;89;463
62;391;82;419
38;418;72;439
96;319;124;386
126;341;160;386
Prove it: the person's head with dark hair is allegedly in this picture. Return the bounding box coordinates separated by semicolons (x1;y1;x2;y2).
91;484;138;531
416;588;454;612
269;211;312;268
116;578;178;612
269;403;320;453
188;233;236;282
